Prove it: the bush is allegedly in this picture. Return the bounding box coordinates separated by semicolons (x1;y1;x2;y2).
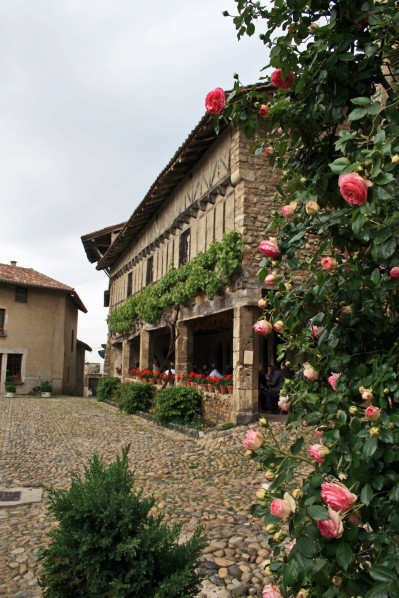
117;382;155;414
40;379;52;393
96;376;120;402
220;422;234;430
39;445;206;598
5;384;16;393
154;386;201;425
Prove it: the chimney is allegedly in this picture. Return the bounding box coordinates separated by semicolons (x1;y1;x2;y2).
10;261;17;267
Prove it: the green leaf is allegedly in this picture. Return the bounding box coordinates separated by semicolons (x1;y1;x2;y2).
370;268;381;285
290;436;304;455
373;173;394;185
329;157;350;173
308;505;330;521
363;436;378;459
365;582;390;598
351;97;372;106
336;542;352;570
370;566;398;583
283;557;301;585
348;107;368;121
352;210;365;235
361;483;373;506
295;536;318;558
380;237;397;259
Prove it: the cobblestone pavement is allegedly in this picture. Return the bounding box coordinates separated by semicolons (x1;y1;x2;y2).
0;397;291;598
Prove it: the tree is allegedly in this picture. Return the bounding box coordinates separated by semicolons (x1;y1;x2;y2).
210;1;399;596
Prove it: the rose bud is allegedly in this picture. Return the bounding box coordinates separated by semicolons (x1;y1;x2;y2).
273;320;284;332
258;298;267;309
259;417;268;427
292;488;303;500
341;305;352;315
349;406;358;415
309;443;330;463
359;386;365;394
332;576;342;587
384;388;389;394
362;389;373;401
265;272;278;286
259;104;269;117
390;267;399;279
305;200;320;216
244;450;253;458
365;406;381;421
264;147;273;155
284;282;292;291
243;429;264;450
321;257;338;271
265;524;277;533
370;427;380;437
392;155;399;163
282;203;296;217
256;489;267;500
265;470;275;481
309;23;319;33
303;363;319;380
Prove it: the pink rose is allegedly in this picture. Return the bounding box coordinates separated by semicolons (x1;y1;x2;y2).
278;396;289;412
321;257;338;271
338;172;372;206
265;272;278;286
259;239;280;259
390;267;399;279
243;429;264;450
310;325;321;339
309;443;329;463
282;203;296;217
305;200;320;216
361;388;373;401
303;363;319;380
328;373;340;391
365;405;381;421
270;498;292;520
205;87;226;114
264;147;273;155
263;584;283;598
259;104;269;117
273;320;284;332
254;320;273;336
270;68;294;89
317;507;344;538
321;481;357;513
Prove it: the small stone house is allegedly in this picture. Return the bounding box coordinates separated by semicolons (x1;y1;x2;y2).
0;262;90;395
82;95;287;423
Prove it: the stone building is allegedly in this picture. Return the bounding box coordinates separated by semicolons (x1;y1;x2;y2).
0;261;90;395
82;98;284;423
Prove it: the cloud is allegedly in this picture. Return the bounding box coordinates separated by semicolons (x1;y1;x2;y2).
0;0;268;356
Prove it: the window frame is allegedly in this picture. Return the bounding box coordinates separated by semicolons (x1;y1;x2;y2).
179;229;191;267
15;286;28;303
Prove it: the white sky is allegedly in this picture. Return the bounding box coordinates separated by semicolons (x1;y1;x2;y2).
0;0;268;361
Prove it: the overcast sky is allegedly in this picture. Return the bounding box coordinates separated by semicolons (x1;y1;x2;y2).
0;0;268;361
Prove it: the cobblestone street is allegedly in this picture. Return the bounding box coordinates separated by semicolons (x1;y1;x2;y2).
0;397;286;598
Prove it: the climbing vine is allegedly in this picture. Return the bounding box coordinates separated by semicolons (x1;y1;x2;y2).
108;231;242;332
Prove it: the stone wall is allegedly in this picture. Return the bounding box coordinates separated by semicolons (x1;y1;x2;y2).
201;391;235;423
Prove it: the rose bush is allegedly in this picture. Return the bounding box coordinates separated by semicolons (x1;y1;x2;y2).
215;0;399;595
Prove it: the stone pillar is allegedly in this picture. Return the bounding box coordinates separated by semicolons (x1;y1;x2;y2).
139;329;153;370
122;340;130;379
232;305;260;424
175;321;193;377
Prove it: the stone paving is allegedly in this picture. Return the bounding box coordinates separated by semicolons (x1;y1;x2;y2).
0;397;294;598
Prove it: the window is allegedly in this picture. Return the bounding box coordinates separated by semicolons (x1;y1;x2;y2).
104;290;110;307
127;272;132;297
71;329;74;352
15;287;27;303
179;229;190;266
6;354;22;381
146;256;153;286
0;309;5;334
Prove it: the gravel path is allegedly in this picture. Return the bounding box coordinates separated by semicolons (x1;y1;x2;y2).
0;397;291;598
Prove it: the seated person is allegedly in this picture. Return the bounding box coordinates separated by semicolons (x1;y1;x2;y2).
209;363;223;379
259;364;268;410
200;363;210;376
164;362;175;376
262;361;294;413
265;365;275;387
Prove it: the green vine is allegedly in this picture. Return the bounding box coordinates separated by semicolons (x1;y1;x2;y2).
108;231;243;332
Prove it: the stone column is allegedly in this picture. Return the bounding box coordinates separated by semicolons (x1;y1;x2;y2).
139;329;153;370
232;305;260;424
122;340;130;379
175;321;193;377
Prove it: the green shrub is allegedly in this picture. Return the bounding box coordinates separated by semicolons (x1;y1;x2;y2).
154;386;201;425
118;382;155;414
40;378;53;393
39;445;206;598
220;422;234;430
5;384;16;393
96;376;120;402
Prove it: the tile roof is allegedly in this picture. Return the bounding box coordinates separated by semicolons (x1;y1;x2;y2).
0;263;87;312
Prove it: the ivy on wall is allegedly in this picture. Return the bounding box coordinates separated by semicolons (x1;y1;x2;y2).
108;231;243;333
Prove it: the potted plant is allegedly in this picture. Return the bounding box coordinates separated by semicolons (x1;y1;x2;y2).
40;378;52;397
206;376;214;392
154;371;163;385
212;376;223;393
224;375;234;394
116;366;122;376
181;373;190;387
5;383;16;398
